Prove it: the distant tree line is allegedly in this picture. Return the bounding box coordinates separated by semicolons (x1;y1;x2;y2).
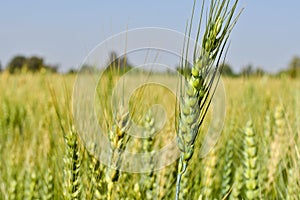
66;51;133;74
1;54;300;78
3;55;58;74
280;56;300;78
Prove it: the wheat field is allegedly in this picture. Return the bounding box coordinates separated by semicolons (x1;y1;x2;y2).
0;72;299;199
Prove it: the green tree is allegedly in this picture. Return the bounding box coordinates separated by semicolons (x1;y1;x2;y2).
44;64;58;73
7;55;26;73
288;56;300;78
254;67;265;77
27;56;44;72
220;63;235;77
240;64;253;78
67;68;78;74
7;55;58;74
106;51;133;74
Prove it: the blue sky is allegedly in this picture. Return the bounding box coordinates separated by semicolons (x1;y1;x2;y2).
1;0;300;73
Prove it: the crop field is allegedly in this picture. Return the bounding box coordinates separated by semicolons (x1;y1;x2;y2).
0;72;299;199
1;0;300;199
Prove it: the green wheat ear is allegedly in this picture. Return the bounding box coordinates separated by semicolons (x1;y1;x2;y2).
200;147;218;199
24;168;39;200
140;110;158;200
106;105;131;200
229;166;243;200
267;105;287;194
175;0;241;199
63;127;82;200
286;168;299;200
43;168;54;200
242;120;259;200
8;179;17;200
87;151;106;200
220;139;234;199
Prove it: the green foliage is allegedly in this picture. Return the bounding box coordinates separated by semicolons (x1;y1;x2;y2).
27;56;44;72
221;63;236;77
106;51;133;74
7;55;27;73
287;56;300;78
6;55;58;74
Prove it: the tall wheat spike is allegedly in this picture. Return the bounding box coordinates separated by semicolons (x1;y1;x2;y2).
175;0;241;199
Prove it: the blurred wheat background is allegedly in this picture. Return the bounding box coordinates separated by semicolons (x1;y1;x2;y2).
0;72;299;199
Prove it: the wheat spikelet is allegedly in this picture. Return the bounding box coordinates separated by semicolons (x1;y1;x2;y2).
286;168;299;200
63;127;82;200
88;154;106;200
106;106;131;200
229;166;243;200
133;182;142;199
242;120;259;200
200;147;218;199
8;179;17;200
267;106;287;192
259;112;272;198
264;111;272;138
220;139;234;199
16;172;25;200
24;169;39;200
141;110;156;153
42;168;54;200
140;110;158;200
